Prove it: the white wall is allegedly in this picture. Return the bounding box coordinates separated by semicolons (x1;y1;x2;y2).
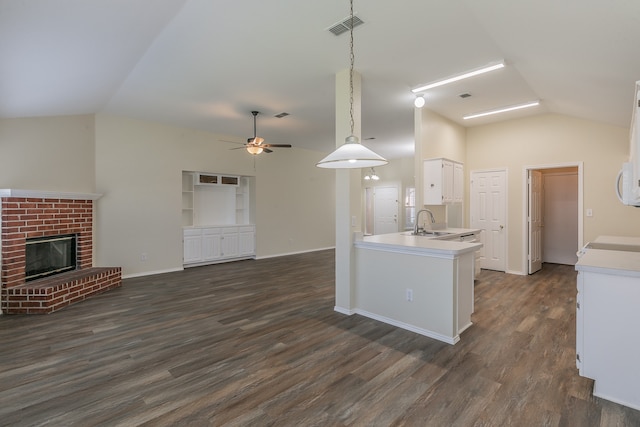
466;113;640;273
0;115;95;192
94;114;335;276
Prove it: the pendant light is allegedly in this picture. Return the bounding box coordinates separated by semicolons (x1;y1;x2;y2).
316;0;388;169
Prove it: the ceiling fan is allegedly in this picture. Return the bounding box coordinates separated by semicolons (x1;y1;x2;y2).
230;111;292;155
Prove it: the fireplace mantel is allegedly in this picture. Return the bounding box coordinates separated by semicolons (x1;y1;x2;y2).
0;189;102;201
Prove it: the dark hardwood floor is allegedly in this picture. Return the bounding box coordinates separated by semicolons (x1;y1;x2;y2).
1;249;639;426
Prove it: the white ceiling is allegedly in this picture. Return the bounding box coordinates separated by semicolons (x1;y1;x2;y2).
2;0;640;159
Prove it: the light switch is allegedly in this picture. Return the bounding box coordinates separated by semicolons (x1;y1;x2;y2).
586;208;593;217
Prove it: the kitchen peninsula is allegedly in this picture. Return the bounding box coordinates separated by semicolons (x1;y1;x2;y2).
353;229;482;344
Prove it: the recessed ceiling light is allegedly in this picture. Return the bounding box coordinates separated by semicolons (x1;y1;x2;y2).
463;101;540;120
412;60;505;93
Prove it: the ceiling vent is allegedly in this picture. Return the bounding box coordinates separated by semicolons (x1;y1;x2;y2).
275;112;290;118
327;15;364;36
459;93;472;99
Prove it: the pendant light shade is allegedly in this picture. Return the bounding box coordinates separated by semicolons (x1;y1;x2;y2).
316;0;388;169
317;135;388;168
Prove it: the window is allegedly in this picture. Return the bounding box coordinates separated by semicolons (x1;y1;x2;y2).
404;187;416;230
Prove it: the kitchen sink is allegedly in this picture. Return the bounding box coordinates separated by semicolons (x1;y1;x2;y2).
403;230;453;237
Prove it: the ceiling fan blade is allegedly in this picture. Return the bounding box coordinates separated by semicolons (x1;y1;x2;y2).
219;139;246;145
262;144;292;148
263;148;273;153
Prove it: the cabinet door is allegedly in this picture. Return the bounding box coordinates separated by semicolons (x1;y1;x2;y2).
221;228;239;258
453;162;464;203
183;231;202;263
424;159;444;204
239;228;256;256
442;160;454;203
202;229;222;261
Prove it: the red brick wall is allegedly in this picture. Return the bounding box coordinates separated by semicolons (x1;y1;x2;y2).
1;197;93;288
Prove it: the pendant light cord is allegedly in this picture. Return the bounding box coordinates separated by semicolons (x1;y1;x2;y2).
349;0;355;136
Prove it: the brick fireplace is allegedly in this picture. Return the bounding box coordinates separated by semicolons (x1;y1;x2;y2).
1;190;121;314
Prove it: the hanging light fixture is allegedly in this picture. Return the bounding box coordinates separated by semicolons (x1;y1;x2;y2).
316;0;388;169
363;168;380;181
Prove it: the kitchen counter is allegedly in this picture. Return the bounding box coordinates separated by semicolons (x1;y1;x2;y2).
352;229;482;345
576;235;640;278
356;229;482;257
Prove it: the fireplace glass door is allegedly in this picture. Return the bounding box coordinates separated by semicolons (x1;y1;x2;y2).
25;234;77;281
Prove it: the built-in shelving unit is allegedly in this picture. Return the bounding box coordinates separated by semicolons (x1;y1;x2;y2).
182;171;255;266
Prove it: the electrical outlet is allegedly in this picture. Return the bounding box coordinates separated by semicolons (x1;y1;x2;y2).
141;252;148;262
406;288;413;302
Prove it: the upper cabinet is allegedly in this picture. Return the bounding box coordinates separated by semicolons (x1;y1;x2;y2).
423;158;464;205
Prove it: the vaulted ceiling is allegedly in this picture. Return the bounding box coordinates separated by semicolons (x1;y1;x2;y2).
2;0;640;159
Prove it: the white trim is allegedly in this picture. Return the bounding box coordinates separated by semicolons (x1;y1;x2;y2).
334;306;354;316
122;267;183;279
522;162;583;274
0;189;102;200
255;246;335;260
351;308;459;345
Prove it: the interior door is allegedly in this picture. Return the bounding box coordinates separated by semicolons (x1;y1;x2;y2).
528;170;543;274
471;170;507;272
374;186;399;235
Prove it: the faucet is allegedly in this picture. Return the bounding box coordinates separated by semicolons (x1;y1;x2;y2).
414;209;436;235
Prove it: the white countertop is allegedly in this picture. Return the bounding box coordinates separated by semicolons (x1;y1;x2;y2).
356;229;482;257
576;247;640;278
593;235;640;247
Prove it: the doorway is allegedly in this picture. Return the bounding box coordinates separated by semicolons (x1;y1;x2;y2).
364;185;399;235
524;164;582;274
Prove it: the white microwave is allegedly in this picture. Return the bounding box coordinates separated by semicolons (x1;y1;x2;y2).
617;81;640;207
616;162;640;207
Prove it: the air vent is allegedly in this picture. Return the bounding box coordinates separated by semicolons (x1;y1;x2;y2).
275;112;290;118
459;93;472;99
328;15;364;36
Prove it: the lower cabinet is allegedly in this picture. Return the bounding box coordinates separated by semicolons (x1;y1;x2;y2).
183;225;255;266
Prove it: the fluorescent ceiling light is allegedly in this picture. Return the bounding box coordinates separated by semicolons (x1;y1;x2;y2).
412;61;505;93
463;101;540;120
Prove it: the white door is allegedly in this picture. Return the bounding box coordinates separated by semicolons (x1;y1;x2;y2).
528;170;543;274
471;170;507;272
374;186;399;235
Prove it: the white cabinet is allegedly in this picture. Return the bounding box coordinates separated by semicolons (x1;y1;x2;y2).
183;228;203;263
423;158;463;205
239;226;256;256
575;248;640;410
221;227;239;258
453;162;464;203
202;228;222;261
183;225;255;266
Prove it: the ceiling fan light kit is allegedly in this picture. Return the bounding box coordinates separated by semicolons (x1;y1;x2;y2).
233;111;291;155
316;0;388;169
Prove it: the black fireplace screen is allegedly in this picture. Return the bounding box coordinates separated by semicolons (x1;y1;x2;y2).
25;234;77;281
